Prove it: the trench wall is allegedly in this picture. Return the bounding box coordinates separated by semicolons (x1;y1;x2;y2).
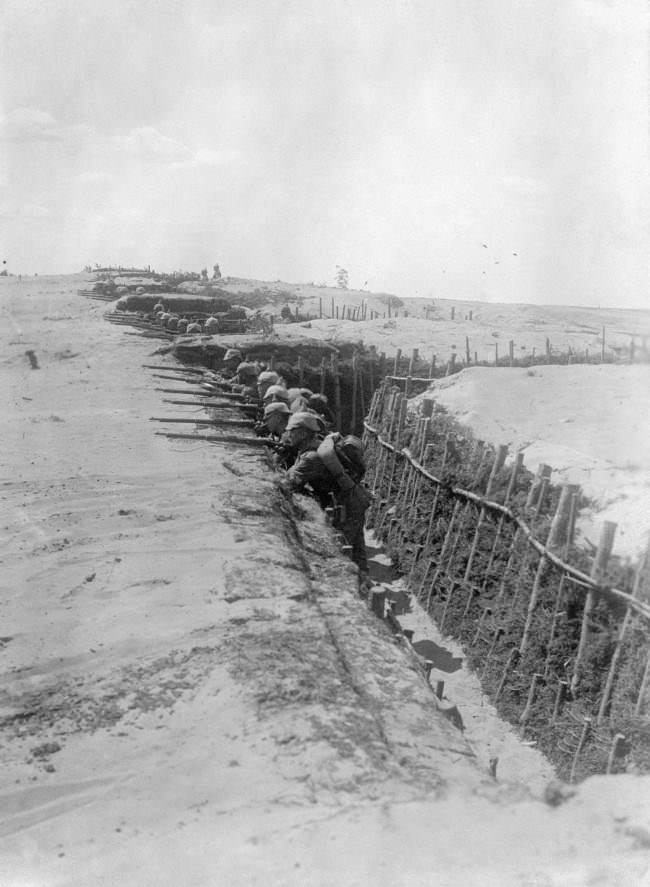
362;380;650;782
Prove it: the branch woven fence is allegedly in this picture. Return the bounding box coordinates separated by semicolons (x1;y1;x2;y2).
363;379;650;781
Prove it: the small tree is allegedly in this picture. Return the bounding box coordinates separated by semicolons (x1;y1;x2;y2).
335;266;349;289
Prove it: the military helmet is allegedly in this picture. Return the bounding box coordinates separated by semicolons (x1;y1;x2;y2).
224;348;242;361
263;401;290;418
263;384;290;403
286;411;322;433
258;370;280;385
236;361;259;379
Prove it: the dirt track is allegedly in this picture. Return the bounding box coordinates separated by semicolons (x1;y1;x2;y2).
1;275;648;886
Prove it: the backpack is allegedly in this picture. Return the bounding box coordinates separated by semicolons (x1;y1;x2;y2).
317;434;366;489
335;435;366;483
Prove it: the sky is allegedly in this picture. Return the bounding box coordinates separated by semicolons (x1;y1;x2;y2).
0;0;648;307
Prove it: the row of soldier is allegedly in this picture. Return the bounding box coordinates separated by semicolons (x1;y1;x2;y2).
204;347;371;574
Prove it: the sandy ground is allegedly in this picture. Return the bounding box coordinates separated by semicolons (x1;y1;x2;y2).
411;364;650;561
1;274;649;886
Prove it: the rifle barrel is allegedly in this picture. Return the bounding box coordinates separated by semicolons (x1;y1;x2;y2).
159;397;258;412
142;365;205;373
150;417;254;426
155;431;274;446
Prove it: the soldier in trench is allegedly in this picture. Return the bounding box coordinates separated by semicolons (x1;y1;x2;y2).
284;413;370;574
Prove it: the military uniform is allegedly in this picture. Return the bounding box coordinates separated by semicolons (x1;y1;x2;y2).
287;441;369;572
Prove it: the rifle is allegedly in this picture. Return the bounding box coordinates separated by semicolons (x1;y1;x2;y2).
155;431;277;447
154;387;250;402
149;417;255;427
160;399;258;412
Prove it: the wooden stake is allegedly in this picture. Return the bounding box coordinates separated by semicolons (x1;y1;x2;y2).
597;542;649;723
351;355;358;434
519;484;578;656
571;521;617;695
569;717;591;784
331;353;342;431
495;649;519;701
319;356;327;395
606;733;626;774
519;673;543;725
550;679;568;725
634;653;650;717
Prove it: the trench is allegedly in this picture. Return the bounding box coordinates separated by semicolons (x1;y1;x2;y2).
147;338;559;792
365;528;556;792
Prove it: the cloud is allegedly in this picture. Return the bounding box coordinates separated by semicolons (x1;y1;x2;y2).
0;107;60;142
0;202;50;219
501;174;547;197
112;127;192;164
167;146;243;171
74;171;114;184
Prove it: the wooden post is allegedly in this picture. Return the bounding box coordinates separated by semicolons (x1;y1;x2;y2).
425;498;462;612
551;679;569;724
429;354;437;378
606;734;626;774
571;521;617;695
518;484;578;656
351;355;358;434
408;349;416;377
509;340;514;367
469;310;473;321
546;337;551;360
465;336;471;365
634;655;650;716
542;492;579;678
331;354;342;431
569;717;591;784
358;360;366;419
519;673;543;725
489;463;550;624
462;445;508;588
451;306;455;320
393;348;402;376
597;542;649;723
495;649;519;701
480;452;525;591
